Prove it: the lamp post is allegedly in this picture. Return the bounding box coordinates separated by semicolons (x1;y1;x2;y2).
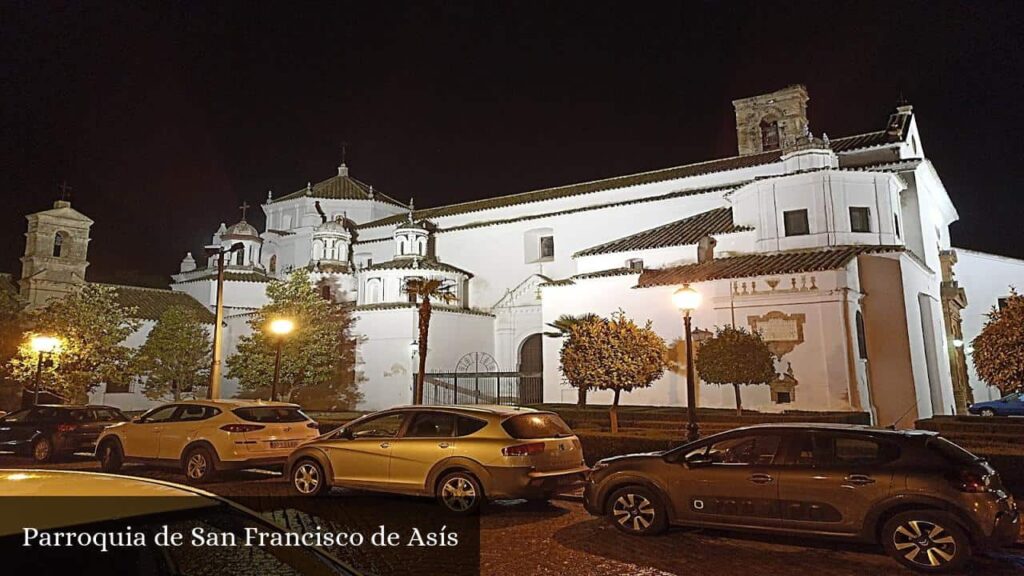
672;285;702;442
29;336;60;406
268;318;295;401
204;242;245;400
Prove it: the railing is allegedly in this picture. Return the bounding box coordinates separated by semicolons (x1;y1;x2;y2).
421;372;543;406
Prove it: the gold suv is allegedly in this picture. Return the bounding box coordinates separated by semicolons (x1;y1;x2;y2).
95;400;319;482
286;405;588;514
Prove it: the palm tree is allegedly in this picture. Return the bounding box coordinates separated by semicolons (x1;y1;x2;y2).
405;278;457;404
545;313;601;406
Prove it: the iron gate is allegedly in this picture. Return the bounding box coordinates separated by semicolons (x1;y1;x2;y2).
421;371;543;406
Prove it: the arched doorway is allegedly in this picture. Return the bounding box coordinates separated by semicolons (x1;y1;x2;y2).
517;334;543;404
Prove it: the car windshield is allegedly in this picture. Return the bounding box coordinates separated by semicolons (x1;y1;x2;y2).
1001;392;1020;401
501;413;573;439
233;406;309;423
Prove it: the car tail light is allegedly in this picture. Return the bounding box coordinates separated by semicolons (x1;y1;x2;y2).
502;442;545;457
56;423;79;433
307;422;319;429
951;467;990;493
220;424;265;433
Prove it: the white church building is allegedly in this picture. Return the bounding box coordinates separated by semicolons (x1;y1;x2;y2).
15;85;1023;427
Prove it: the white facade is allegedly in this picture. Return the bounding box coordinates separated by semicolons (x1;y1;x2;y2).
64;85;1020;422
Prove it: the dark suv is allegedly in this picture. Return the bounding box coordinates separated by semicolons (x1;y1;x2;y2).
0;404;128;463
583;423;1019;573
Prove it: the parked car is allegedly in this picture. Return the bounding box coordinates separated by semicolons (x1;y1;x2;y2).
968;391;1024;417
0;469;355;575
0;404;128;463
95;399;319;482
286;405;588;514
583;423;1019;573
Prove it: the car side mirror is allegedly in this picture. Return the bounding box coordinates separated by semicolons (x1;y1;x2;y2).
337;427;353;440
685;453;714;468
132;416;144;423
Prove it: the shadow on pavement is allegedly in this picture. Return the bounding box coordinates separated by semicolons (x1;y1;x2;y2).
481;498;570;528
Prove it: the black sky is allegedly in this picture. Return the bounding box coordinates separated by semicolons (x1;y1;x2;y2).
2;1;1022;287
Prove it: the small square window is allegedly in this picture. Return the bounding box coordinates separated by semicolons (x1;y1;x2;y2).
626;258;644;271
783;209;809;236
850;207;871;233
998;297;1010;311
894;214;901;238
539;236;555;259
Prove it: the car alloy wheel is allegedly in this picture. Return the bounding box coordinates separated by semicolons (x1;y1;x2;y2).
891;519;959;569
186;452;209;480
612;492;657;533
293;462;321;495
440;476;477;513
980;408;996;417
33;438;53;463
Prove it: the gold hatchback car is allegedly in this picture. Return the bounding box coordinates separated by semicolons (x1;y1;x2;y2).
95;399;319;482
286;405;588;514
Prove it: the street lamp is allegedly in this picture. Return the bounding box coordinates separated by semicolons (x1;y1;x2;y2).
672;284;702;442
29;335;60;406
204;241;245;400
268;318;295;402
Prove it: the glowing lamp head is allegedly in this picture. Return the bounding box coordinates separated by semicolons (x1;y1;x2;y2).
30;336;60;354
268;319;295;336
672;285;702;312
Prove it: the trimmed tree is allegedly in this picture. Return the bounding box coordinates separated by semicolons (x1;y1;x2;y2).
404;278;457;405
135;306;211;401
971;289;1024;395
0;288;28;411
694;325;775;415
545;313;601;406
7;284;140;403
560;311;667;432
227;271;362;408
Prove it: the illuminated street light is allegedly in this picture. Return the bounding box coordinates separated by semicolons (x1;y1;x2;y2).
29;335;61;406
268;318;295;401
673;285;701;442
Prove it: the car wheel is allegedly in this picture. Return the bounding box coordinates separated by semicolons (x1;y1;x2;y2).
607;485;668;536
882;510;971;573
291;459;327;496
980;408;997;417
183;446;216;483
32;437;55;464
437;471;483;515
98;439;124;473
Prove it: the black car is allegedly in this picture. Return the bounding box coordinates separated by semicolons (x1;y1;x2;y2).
0;404;128;463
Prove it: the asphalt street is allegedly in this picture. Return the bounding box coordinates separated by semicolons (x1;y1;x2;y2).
2;454;1022;576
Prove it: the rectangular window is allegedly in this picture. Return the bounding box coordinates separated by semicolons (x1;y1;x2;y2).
849;207;871;233
894;213;901;238
783;209;809;236
998;297;1009;311
626;258;644;271
539;236;555;259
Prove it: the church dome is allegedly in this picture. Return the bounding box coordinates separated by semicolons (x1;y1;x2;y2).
224;219;259;238
316;215;353;234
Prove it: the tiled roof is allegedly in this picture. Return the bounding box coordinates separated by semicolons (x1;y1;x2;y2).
829;131;895;152
362;257;473;278
102;284;216;323
175;271;271;284
357;150;783;229
636;245;904;287
354;302;493;317
575;208;752;257
273;172;406;207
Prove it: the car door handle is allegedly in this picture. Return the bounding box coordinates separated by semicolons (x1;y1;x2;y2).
749;473;774;484
438;442;450;449
379;442;390;449
845;474;875;486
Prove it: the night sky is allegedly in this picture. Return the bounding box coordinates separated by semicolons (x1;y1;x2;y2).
2;1;1022;287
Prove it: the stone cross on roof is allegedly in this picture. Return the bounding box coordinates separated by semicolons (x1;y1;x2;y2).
58;181;73;202
239;201;250;221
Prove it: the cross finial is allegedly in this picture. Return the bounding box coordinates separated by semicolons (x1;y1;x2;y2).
341;142;348;164
408;197;415;223
58;181;73;202
239;201;250;221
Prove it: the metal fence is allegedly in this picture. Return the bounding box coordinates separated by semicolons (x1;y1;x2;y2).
421;372;543;406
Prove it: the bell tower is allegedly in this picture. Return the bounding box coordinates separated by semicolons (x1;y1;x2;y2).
732;85;809;156
20;200;93;308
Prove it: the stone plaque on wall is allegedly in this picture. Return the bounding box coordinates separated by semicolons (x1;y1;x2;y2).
747;311;806;357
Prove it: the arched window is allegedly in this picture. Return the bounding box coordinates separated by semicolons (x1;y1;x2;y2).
52;232;65;257
320;285;332;301
760;118;781;151
234;249;244;266
269;255;277;273
855;311;868;359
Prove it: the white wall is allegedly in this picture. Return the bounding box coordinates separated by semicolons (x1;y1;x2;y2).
955;248;1024;402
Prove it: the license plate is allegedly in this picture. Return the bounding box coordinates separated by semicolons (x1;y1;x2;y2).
270;440;298;449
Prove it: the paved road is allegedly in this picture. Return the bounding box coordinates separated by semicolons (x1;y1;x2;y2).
2;454;1023;576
